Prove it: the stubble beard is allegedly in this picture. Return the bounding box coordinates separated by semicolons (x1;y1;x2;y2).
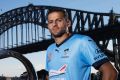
52;29;66;38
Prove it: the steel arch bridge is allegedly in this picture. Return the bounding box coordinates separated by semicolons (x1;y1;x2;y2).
0;4;120;70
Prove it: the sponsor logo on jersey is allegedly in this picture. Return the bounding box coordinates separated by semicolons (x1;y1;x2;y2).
95;49;102;54
94;53;105;61
94;48;105;60
55;49;59;53
49;64;67;77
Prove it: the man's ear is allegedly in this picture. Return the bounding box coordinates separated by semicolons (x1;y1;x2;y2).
66;19;71;34
66;19;71;28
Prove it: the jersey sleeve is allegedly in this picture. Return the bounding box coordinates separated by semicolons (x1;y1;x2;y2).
81;36;109;70
45;44;54;71
45;46;52;71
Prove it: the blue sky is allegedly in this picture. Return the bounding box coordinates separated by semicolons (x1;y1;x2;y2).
0;0;120;13
0;0;120;77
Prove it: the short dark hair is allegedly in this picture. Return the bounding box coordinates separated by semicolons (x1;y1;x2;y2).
46;8;68;20
37;69;48;79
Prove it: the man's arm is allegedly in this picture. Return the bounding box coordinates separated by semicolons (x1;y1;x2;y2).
99;62;118;80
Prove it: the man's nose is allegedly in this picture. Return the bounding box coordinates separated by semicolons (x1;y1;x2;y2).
52;21;57;26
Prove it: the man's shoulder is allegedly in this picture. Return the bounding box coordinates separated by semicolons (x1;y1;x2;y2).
47;43;56;51
73;34;91;41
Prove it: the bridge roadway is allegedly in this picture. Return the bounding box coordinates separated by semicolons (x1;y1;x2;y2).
9;22;120;54
81;22;120;41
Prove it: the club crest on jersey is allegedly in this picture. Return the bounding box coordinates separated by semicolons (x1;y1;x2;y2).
61;48;69;58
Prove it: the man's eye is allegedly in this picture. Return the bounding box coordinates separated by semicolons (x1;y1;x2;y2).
57;19;62;22
48;21;53;24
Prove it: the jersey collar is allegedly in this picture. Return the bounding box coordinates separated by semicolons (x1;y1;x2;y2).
56;33;74;47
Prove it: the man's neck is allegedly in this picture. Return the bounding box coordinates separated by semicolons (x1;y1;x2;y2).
54;33;71;45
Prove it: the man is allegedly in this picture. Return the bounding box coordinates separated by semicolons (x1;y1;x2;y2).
46;8;117;80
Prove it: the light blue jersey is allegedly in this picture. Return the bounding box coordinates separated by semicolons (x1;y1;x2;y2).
46;34;109;80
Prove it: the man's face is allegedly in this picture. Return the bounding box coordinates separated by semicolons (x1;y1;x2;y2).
47;12;70;37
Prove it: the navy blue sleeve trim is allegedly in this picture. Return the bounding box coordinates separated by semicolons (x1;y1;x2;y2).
92;58;109;70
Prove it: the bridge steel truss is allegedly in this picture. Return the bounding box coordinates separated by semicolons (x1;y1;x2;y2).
0;4;120;70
